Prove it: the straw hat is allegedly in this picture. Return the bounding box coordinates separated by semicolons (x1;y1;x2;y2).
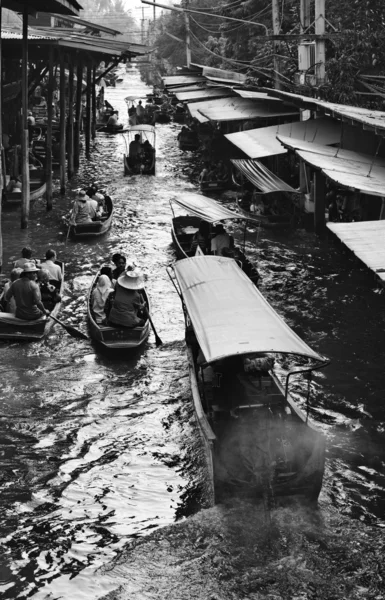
117;268;144;290
23;262;39;273
78;189;87;201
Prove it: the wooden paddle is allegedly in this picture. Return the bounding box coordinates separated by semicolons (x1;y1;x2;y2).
49;314;89;340
148;315;163;346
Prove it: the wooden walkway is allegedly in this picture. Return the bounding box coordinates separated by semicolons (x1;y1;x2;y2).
327;221;385;286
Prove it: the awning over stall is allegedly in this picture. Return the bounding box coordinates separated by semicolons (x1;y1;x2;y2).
327;221;385;285
187;97;242;123
163;75;206;87
175;87;234;102
171;192;247;223
231;160;297;194
199;101;298;123
173;256;326;364
226;118;341;159
278;135;385;197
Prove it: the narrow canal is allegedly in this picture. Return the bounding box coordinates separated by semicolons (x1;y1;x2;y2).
0;68;384;599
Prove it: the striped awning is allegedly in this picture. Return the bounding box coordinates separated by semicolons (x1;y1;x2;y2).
231;159;297;194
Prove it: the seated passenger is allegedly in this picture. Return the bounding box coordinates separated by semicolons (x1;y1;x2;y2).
111;253;127;280
107;268;147;328
107;111;120;127
5;262;50;321
91;274;115;324
198;163;210;184
129;134;142;164
216;161;228;182
100;265;116;287
190;220;210;256
0;268;22;314
37;269;61;309
14;246;40;269
142;140;154;167
211;224;232;256
70;190;93;224
40;248;62;281
250;194;265;215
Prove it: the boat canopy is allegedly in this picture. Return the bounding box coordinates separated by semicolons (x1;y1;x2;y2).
171;192;248;223
128;124;155;133
231;159;297;194
173;256;327;364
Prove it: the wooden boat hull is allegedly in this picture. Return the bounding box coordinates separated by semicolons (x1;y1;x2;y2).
3;180;46;206
171;215;260;285
87;273;151;349
186;345;325;502
178;138;199;151
69;196;114;239
236;198;292;230
0;261;64;341
96;125;128;134
200;181;228;193
123;154;155;176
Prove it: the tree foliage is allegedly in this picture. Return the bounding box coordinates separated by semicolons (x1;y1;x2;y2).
149;0;385;107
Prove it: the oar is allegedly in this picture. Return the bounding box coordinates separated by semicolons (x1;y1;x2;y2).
148;315;163;346
49;314;89;340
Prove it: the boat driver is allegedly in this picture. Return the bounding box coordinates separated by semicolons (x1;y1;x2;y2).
5;262;50;321
128;134;142;165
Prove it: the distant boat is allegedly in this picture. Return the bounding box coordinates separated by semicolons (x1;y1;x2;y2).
67;195;114;239
123;125;156;176
3;176;46;207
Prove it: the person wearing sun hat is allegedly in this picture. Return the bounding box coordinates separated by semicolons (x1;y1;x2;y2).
4;262;50;320
70;189;93;225
107;267;147;328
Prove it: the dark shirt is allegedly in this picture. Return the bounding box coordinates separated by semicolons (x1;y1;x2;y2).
5;278;43;320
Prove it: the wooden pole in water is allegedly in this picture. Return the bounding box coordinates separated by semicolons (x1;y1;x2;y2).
85;61;92;157
67;55;74;178
91;64;96;140
59;51;66;193
74;56;83;169
0;0;3;270
46;45;54;210
21;4;30;229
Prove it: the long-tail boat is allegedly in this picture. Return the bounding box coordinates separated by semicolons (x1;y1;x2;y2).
67;195;114;239
169;256;329;503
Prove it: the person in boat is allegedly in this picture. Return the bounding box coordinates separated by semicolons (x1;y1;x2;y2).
107;111;121;128
198;163;210;184
40;249;62;282
0;268;22;314
128;134;142;165
5;262;50;321
107;268;147;329
37;269;61;309
7;178;22;193
215;161;228;183
14;246;40;269
250;193;265;216
136;100;145;124
100;265;116;287
70;190;93;224
142;140;154;167
111;254;127;280
190;220;210;256
211;224;233;256
177;126;189;142
91;274;115;324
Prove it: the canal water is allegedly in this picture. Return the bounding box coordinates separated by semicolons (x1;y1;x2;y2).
0;68;384;599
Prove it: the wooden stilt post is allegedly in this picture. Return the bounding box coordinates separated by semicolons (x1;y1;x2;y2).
59;51;66;193
68;56;74;178
0;0;3;271
85;61;92;157
46;46;54;210
91;64;96;140
21;4;30;229
74;57;83;169
314;170;326;234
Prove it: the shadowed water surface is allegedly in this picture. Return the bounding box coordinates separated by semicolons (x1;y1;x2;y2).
0;68;384;599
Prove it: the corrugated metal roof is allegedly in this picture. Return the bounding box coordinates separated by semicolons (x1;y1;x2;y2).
187;97;243;123
176;87;235;103
266;89;385;135
3;0;81;15
327;221;385;284
278;135;385;197
234;90;280;100
202;66;247;84
225;118;342;159
51;13;121;35
200;101;298;123
163;75;206;87
173;256;325;364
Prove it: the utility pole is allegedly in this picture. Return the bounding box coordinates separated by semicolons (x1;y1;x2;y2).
315;0;325;85
184;1;191;68
272;0;282;90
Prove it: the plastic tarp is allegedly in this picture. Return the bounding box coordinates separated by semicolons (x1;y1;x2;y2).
225;118;342;159
175;88;234;103
173;256;325;364
199;102;298;123
231;159;297;194
278;135;385;197
171;192;248;223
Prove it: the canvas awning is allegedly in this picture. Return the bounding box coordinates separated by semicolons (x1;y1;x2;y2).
225;118;341;159
171;192;248;223
175;87;234;103
187;97;241;123
278;135;385;197
202;66;247;85
173;256;326;364
231;160;297;194
199;101;298;123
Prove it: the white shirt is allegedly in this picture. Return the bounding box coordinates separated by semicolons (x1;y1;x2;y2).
40;259;62;281
211;233;231;256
